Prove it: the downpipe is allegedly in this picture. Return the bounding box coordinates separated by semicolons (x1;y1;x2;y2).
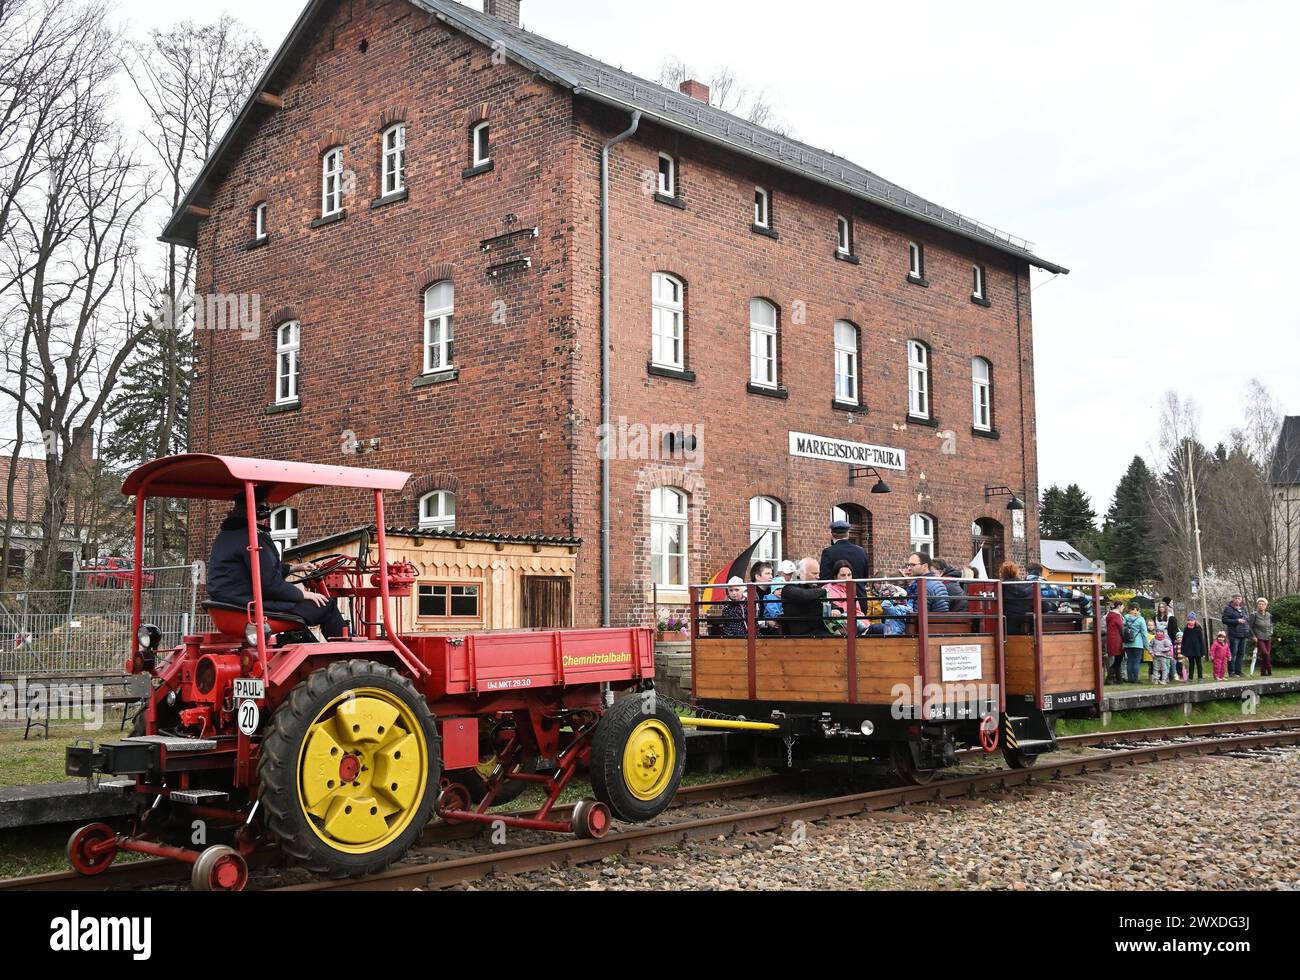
599;109;641;627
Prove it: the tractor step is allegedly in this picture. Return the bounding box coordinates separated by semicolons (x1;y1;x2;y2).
1013;738;1057;752
97;779;138;793
170;788;229;805
122;735;217;752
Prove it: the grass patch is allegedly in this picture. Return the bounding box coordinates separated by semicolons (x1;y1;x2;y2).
1056;691;1300;736
0;721;101;789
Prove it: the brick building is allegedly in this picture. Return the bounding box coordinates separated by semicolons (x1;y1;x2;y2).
165;0;1068;628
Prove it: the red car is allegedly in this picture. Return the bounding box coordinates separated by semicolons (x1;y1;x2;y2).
83;557;155;589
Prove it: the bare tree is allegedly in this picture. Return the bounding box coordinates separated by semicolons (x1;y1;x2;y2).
657;57;791;136
1147;391;1206;616
120;17;266;565
0;12;154;579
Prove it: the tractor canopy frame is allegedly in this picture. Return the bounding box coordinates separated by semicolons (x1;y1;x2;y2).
120;454;421;681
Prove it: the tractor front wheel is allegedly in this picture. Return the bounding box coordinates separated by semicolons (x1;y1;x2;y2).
589;693;685;823
258;660;441;878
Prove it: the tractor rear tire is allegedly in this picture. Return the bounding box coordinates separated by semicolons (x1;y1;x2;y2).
589;693;685;823
257;660;441;878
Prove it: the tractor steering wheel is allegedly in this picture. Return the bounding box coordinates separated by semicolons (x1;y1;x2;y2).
290;554;352;585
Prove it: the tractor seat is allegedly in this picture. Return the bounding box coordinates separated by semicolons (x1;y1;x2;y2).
203;601;308;637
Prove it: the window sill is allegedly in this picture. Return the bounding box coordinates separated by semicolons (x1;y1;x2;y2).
833;400;868;415
311;210;347;229
747;382;788;400
970;295;992;308
371;188;409;209
907;274;930;288
647;587;689;604
972;426;1000;440
462;160;494;179
834;251;860;265
413;369;459;389
751;224;779;240
266;400;301;416
647;363;696;383
906;414;939;428
654;192;686;210
244;236;270;251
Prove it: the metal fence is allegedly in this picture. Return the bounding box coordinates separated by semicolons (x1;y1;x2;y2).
0;563;207;675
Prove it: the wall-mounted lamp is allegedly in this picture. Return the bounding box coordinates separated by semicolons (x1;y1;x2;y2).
849;467;892;494
985;486;1026;511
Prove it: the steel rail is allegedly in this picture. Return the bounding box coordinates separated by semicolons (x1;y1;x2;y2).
274;728;1300;892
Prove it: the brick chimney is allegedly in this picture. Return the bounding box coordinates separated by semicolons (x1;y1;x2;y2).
679;79;710;103
485;0;521;26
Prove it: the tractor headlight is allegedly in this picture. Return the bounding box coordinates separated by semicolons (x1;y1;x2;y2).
243;621;271;647
137;624;162;650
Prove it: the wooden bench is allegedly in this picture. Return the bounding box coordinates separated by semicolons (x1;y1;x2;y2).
8;673;145;740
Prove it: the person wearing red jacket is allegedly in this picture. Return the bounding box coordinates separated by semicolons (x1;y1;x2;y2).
1105;600;1125;683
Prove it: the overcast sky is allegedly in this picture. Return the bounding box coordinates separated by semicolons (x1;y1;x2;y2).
116;0;1300;514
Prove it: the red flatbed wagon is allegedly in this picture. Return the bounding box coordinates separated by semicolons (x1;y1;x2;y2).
64;455;684;890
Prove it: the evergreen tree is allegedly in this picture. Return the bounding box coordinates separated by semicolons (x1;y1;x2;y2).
1058;483;1100;554
1102;456;1160;586
1039;485;1066;539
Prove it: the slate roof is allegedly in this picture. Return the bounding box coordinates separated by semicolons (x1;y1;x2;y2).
1039;539;1100;576
1270;417;1300;486
282;524;581;559
163;0;1067;274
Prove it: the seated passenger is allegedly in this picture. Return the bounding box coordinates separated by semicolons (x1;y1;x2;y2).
824;560;869;636
720;578;749;638
780;558;831;636
898;554;950;613
865;585;910;636
749;561;782;635
935;559;970;612
999;560;1035;636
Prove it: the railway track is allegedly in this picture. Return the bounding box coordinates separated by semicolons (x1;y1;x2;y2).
5;718;1298;892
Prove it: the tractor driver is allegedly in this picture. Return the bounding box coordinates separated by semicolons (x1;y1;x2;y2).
207;489;347;639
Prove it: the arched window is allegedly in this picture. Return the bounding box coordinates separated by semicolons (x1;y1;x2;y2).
321;146;344;216
275;321;300;404
423;281;454;373
972;357;992;431
650;487;688;587
749;299;778;389
270;507;298;554
910;513;936;559
382;124;406;196
419;491;456;531
749;496;783;563
651;273;684;370
834;320;859;405
907;340;930;419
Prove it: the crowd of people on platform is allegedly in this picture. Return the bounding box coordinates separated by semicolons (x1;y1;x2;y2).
1103;594;1276;685
714;519;1090;639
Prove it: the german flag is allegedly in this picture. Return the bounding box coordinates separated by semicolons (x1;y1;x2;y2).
701;539;764;608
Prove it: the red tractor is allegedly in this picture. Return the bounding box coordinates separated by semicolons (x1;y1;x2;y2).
65;454;685;890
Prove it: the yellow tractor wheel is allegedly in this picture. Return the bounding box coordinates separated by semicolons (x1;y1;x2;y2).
589;692;685;823
258;660;440;878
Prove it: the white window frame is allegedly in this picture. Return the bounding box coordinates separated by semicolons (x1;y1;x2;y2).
908;339;930;419
423;281;455;374
836;216;851;255
972;357;992;432
834;320;859;405
650;487;689;588
270;507;298;554
472;121;491;167
754;186;770;228
749;496;783;563
749;299;778;389
910;513;935;559
909;241;924;279
972;265;986;300
383;123;406;196
275;321;300;405
418;490;456;531
254;202;267;241
651;273;685;370
321;146;344;217
658;153;676;197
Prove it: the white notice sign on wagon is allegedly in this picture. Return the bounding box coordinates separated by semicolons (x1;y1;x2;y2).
940;644;983;682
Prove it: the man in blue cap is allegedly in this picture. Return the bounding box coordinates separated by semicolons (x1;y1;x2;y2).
820;518;869;606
